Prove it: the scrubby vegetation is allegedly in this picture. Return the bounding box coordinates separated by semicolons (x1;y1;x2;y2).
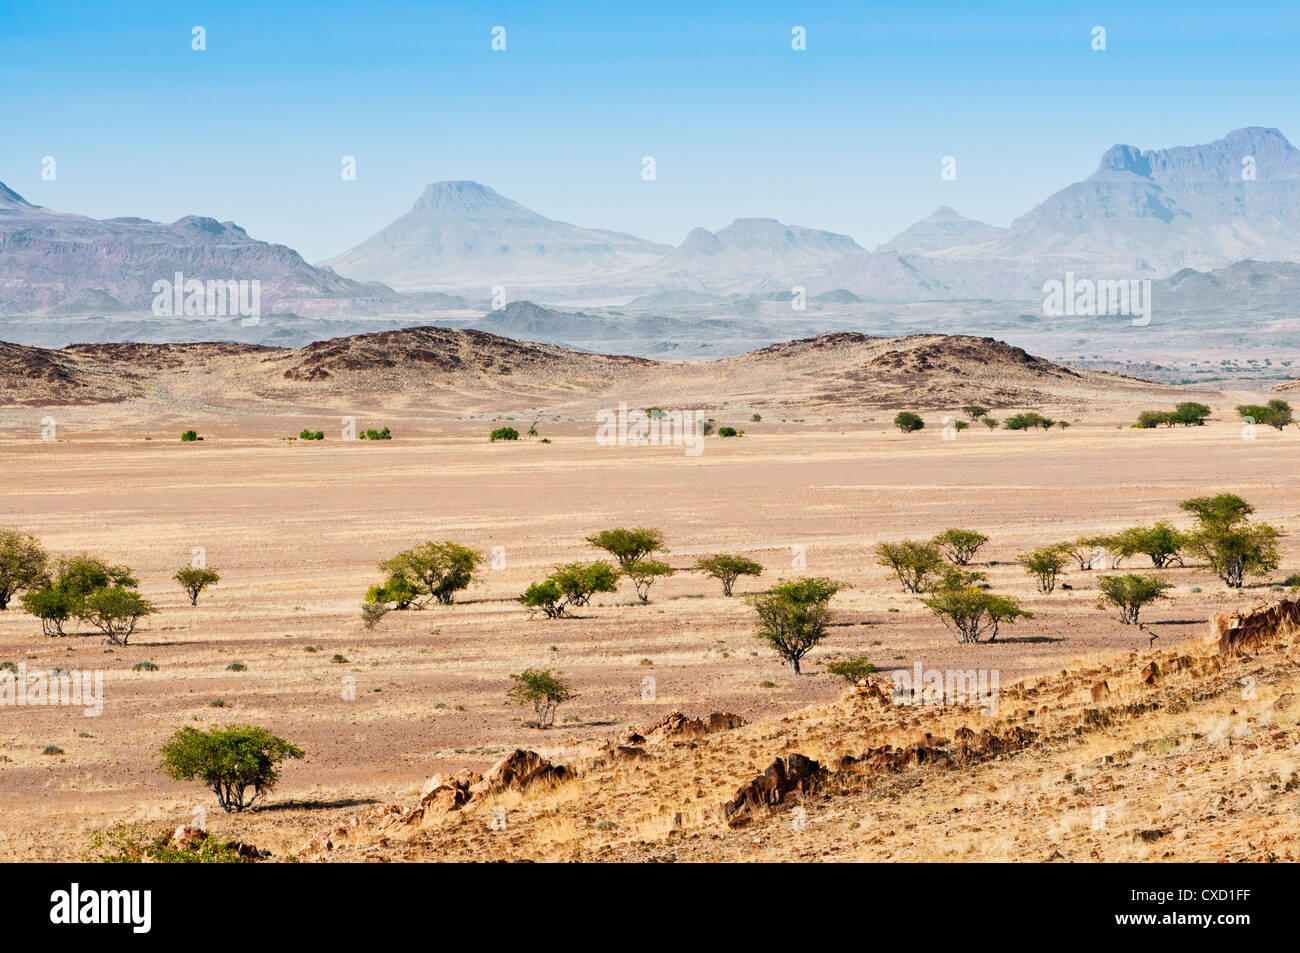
874;540;944;593
1236;398;1293;430
1180;493;1280;587
298;429;324;440
692;554;763;596
375;541;484;606
158;725;304;813
359;427;392;440
1018;547;1069;593
922;586;1031;644
0;529;48;611
747;577;844;674
931;528;988;566
490;427;520;441
21;554;154;642
893;411;924;433
1004;412;1055;430
175;565;221;605
507;668;576;728
180;430;201;442
826;655;876;684
1097;574;1173;625
1135;402;1211;428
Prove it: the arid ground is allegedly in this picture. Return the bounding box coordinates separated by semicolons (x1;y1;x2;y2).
0;330;1297;861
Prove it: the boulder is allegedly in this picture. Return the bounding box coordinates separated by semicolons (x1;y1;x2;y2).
474;749;570;796
1091;680;1110;702
723;753;826;827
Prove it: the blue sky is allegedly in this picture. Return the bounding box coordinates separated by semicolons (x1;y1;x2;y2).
3;0;1299;262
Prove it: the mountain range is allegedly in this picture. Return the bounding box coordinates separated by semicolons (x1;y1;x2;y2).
4;126;1300;317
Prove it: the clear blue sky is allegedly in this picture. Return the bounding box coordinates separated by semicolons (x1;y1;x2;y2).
3;0;1298;262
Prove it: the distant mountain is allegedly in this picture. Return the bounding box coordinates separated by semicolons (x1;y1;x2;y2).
0;182;395;315
321;181;670;292
639;218;864;294
875;206;1006;254
921;128;1300;275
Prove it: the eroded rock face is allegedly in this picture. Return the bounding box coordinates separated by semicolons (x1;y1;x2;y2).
639;710;747;742
1213;597;1300;655
475;749;570;795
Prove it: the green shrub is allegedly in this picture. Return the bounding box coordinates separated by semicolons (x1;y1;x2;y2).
982;417;998;429
826;656;876;685
132;661;159;672
506;668;577;728
86;822;250;864
1017;547;1069;593
961;405;989;420
364;573;419;609
931;529;989;566
360;601;390;629
894;412;924;433
180;430;200;442
21;554;151;642
0;529;49;611
520;580;567;619
490;427;520;441
226;662;246;671
922;587;1031;644
625;559;673;603
360;427;392;440
1097;574;1173;624
718;426;742;437
1180;493;1279;587
692;553;764;596
585;527;668;571
43;745;64;755
874;540;945;593
1005;412;1053;431
1236;399;1292;431
175;566;221;606
746;577;844;674
298;429;324;440
548;561;621;607
751;413;762;422
158;724;304;813
378;541;484;606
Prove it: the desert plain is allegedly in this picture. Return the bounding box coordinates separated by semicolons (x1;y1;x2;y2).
0;329;1298;862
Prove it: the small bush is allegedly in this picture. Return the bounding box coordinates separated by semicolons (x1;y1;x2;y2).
1097;574;1173;625
692;553;764;596
360;601;390;629
718;426;742;437
507;668;577;728
86;822;249;864
180;430;201;442
360;427;392;440
226;662;246;672
1018;547;1069;593
43;745;64;755
931;529;989;566
175;566;221;606
826;656;876;684
158;724;304;813
132;661;159;672
490;427;520;441
894;412;924;433
298;429;324;440
874;540;945;593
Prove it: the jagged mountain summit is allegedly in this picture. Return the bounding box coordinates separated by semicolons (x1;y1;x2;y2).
320;180;671;292
0;182;393;315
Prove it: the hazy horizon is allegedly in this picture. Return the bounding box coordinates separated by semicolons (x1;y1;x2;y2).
4;0;1300;261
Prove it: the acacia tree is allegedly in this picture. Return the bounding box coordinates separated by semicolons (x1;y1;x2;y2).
625;559;673;603
585;527;668;569
1097;574;1173;625
175;566;221;606
692;554;763;596
922;586;1032;644
874;540;945;593
746;577;844;674
1115;523;1186;568
507;669;577;728
1018;547;1069;593
159;725;304;813
379;541;484;606
549;561;621;606
20;554;151;641
931;529;989;566
0;529;48;611
1179;493;1280;588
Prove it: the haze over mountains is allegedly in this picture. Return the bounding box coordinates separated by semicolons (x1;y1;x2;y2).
2;127;1299;371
